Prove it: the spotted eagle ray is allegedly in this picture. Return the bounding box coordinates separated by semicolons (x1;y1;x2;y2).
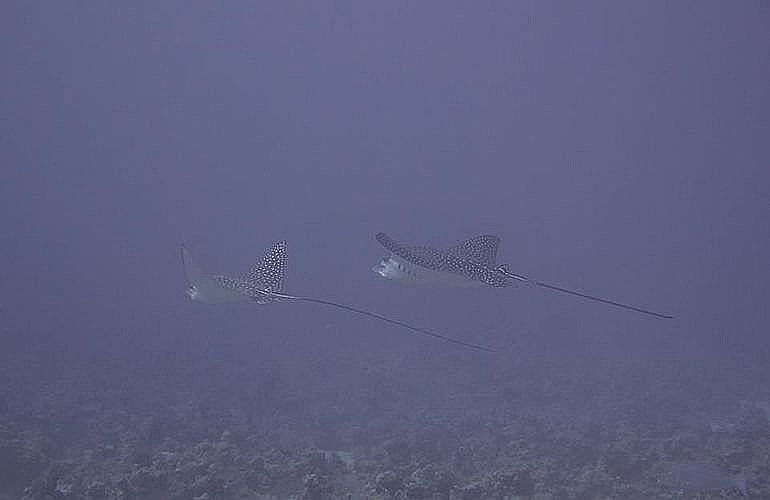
181;241;494;352
373;232;672;319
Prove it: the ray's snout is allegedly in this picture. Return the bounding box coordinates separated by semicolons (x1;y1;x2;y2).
371;262;385;277
372;257;399;279
185;285;200;300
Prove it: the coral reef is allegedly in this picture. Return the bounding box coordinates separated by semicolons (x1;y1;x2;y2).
1;345;768;499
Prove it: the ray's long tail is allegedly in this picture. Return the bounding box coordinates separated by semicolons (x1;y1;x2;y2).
498;267;673;319
265;291;496;352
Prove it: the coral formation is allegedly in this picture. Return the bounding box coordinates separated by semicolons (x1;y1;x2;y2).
0;345;767;498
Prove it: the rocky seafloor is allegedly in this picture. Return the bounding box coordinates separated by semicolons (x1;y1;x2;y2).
1;334;769;499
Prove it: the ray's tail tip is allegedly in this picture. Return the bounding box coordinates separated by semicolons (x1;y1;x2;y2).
643;307;674;319
639;310;673;319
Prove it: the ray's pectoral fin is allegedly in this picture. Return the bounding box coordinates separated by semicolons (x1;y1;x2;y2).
180;245;251;304
241;240;288;297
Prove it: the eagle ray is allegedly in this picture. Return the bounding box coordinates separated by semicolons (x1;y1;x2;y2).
373;232;673;319
181;242;494;352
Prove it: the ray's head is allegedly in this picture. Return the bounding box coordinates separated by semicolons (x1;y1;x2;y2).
185;283;202;301
372;255;412;280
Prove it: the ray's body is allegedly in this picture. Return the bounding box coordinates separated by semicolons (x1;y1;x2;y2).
373;232;672;319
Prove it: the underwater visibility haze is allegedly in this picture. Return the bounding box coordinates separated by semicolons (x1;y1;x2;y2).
2;1;769;498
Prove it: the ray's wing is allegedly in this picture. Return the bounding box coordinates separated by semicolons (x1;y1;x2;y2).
241;240;287;292
444;235;509;286
445;235;501;266
239;240;288;303
181;245;207;285
375;232;447;270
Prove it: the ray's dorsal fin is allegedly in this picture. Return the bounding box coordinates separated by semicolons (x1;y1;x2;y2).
446;235;501;266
